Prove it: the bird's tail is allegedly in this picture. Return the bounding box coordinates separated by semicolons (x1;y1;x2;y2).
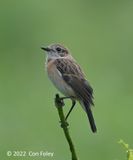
80;100;97;133
85;106;97;133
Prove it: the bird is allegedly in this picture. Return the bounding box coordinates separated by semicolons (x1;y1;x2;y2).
41;44;97;133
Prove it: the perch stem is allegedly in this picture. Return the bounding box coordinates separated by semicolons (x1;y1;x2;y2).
55;94;78;160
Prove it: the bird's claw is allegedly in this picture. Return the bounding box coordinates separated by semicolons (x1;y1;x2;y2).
55;94;65;107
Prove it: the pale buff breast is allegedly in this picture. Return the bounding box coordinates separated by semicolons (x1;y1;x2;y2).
46;59;75;97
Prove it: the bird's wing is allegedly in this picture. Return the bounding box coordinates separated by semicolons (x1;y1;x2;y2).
55;58;96;132
54;58;94;107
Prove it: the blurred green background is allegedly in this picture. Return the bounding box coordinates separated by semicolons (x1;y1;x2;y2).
0;0;133;160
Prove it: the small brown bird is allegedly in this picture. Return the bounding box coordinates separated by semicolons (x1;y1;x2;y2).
41;44;97;133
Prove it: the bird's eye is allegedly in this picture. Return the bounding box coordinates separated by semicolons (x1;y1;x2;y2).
56;47;61;52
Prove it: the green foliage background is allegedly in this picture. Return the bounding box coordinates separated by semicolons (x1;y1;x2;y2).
0;0;133;160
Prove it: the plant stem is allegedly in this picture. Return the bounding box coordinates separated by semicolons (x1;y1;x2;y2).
55;94;78;160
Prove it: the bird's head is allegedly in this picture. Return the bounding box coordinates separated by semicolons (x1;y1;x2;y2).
41;44;70;59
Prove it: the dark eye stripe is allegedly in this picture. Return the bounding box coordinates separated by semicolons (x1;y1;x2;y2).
56;47;61;52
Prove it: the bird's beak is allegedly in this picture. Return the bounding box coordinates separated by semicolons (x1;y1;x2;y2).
41;47;51;52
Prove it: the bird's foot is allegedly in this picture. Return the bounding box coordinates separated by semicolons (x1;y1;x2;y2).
55;94;65;107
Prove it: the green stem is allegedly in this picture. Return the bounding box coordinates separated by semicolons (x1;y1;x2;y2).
55;94;78;160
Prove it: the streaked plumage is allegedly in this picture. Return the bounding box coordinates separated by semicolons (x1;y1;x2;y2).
42;44;97;133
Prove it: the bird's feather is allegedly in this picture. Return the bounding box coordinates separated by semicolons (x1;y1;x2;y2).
55;58;97;132
55;58;94;106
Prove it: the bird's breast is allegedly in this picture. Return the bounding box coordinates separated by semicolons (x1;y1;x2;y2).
46;60;75;97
